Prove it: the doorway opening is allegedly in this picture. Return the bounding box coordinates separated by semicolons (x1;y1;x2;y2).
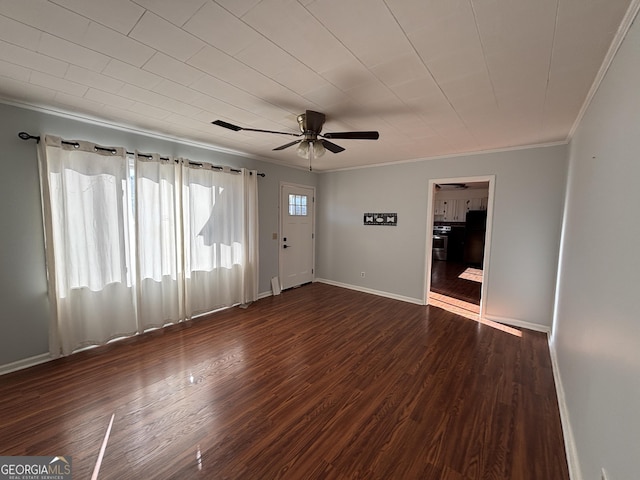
425;176;495;320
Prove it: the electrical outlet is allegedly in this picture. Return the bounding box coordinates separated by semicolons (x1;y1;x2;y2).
360;272;365;278
601;468;609;480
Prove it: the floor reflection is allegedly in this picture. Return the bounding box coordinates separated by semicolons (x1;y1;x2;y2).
429;291;522;337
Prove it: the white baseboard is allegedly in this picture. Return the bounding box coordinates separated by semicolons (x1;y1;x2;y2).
257;290;273;300
548;340;582;480
483;313;551;333
0;352;51;376
315;278;424;305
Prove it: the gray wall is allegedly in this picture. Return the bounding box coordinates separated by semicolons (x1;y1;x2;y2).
0;102;316;366
316;145;568;328
552;13;640;480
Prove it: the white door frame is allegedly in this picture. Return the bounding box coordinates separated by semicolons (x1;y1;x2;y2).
279;181;316;288
424;175;496;319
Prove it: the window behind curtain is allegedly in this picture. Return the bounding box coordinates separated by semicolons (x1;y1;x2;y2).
135;153;183;329
182;164;249;317
39;138;259;357
39;136;137;356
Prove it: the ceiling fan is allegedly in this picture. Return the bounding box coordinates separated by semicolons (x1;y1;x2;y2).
212;110;379;167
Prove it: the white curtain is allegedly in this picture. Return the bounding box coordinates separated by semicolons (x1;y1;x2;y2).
38;136;137;356
38;138;259;357
242;169;259;303
135;152;183;330
182;164;259;318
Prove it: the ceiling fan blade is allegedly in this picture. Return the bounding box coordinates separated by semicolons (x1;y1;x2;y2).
212;120;300;137
304;110;326;133
273;139;302;151
322;131;380;140
212;119;242;131
321;139;345;154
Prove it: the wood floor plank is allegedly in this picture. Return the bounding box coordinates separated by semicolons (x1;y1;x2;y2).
0;283;569;479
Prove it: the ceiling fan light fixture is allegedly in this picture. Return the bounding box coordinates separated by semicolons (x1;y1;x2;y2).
296;140;325;159
296;141;309;158
313;141;325;158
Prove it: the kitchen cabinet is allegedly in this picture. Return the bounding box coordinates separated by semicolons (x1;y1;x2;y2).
434;199;447;216
468;197;488;211
441;200;452;221
443;199;467;222
433;188;489;222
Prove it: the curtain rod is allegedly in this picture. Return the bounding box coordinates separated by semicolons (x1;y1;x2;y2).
18;131;266;177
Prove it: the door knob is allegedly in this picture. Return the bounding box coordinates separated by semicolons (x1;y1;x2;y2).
283;244;290;249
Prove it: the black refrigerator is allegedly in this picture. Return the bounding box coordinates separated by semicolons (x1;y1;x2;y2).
464;210;487;268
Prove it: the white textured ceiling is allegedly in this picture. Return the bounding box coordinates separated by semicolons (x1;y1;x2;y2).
0;0;633;171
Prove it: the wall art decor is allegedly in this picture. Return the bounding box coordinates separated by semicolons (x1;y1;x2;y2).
364;213;397;226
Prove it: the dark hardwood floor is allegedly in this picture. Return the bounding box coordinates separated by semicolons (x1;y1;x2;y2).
431;260;482;305
0;283;568;479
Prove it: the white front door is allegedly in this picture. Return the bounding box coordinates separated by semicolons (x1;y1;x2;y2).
279;183;315;290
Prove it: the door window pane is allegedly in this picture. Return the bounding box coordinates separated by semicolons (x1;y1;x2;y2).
288;194;308;216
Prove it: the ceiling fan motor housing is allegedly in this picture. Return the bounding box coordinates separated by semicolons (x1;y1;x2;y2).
298;110;325;140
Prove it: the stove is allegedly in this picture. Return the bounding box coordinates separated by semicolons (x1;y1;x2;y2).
433;225;452;235
432;225;451;261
